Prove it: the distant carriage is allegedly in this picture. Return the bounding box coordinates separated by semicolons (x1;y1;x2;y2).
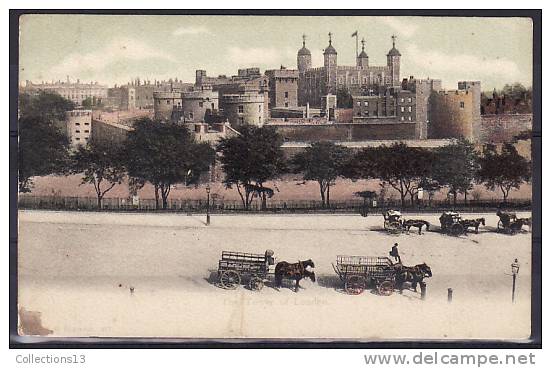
217;249;275;290
496;210;531;235
382;210;403;234
439;211;465;236
332;255;397;296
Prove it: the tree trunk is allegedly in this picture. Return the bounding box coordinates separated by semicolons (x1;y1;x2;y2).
399;192;406;208
154;184;160;210
326;184;330;208
410;191;416;206
319;182;326;208
97;195;103;210
464;191;468;205
453;191;457;208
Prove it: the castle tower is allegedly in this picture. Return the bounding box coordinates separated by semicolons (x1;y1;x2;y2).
324;32;338;95
357;38;369;68
386;35;401;87
297;34;312;107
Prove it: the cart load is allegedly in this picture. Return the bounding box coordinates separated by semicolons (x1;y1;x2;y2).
217;249;275;290
383;209;403;234
332;255;396;295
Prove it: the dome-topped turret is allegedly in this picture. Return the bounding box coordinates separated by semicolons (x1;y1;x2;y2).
298;34;311;56
387;34;401;56
324;32;337;55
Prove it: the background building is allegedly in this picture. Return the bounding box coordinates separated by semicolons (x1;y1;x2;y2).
61;110;92;147
22;78;108;107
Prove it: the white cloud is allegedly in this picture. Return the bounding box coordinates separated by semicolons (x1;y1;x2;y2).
405;44;522;82
379;17;419;39
226;46;296;68
50;37;176;77
172;26;211;36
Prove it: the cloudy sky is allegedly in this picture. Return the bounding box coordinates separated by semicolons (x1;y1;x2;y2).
19;15;533;91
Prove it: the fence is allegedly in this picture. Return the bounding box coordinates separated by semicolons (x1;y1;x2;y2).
17;195;532;214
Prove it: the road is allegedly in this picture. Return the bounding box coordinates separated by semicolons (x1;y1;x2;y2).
18;210;532;339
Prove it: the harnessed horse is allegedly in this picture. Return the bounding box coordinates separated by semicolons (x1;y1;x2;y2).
274;259;316;292
461;218;485;233
402;219;430;235
394;263;432;292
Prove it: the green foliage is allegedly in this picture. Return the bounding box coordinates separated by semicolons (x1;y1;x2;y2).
291;141;352;206
348;142;433;207
18;92;75;192
216;125;286;210
477;143;531;202
70;142;126;209
432;139;479;205
336;87;353;108
124;118;215;209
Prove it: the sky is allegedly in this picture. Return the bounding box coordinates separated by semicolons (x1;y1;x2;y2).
19;15;533;91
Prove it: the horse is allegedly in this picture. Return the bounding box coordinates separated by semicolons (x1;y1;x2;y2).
394;263;432;292
402;219;430;235
461;218;486;233
274;259;316;292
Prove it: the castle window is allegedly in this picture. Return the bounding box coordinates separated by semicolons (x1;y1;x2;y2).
75;130;80;133
408;106;412;112
408;116;412;121
75;123;80;126
84;130;89;133
238;105;244;113
400;107;405;113
400;98;405;103
357;101;361;106
400;116;405;121
239;117;244;125
284;92;289;98
258;105;262;112
364;101;368;107
199;102;204;108
285;102;289;107
408;97;412;102
167;100;170;105
460;102;465;108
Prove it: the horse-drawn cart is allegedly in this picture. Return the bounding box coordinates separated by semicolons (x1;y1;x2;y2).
383;210;403;234
439;211;465;236
217;249;275;290
332;255;396;296
496;211;531;235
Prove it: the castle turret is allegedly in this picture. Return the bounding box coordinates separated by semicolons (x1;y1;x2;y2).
324;32;338;95
297;34;312;72
386;35;401;87
357;38;369;68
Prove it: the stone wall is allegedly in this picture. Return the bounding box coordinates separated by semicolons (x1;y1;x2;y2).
479;114;533;143
273;122;417;142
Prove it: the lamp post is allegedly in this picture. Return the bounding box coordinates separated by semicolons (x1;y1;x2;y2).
205;184;211;226
511;258;520;303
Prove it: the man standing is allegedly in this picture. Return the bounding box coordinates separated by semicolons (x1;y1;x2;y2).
389;243;401;264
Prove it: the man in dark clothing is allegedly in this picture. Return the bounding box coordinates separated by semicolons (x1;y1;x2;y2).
389;243;401;264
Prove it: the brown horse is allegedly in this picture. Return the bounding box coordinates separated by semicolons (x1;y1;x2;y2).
461;218;486;233
402;219;430;235
274;259;316;292
394;263;432;292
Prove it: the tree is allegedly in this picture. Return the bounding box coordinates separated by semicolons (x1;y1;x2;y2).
477;143;531;203
70;142;126;209
216;125;287;210
432;139;479;206
291;141;352;207
336;87;353;108
124;118;215;209
349;143;433;208
18;92;75;192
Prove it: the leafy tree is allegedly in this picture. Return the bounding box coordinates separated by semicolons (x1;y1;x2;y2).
216;125;286;210
432;139;479;206
18;92;75;192
70;142;126;209
348;143;433;208
477;143;531;203
291;141;352;207
336;87;353;108
124;118;215;209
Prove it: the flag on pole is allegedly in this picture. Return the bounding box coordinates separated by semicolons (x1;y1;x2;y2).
351;30;358;37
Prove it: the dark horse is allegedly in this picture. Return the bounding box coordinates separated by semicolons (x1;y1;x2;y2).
402;219;430;235
274;259;316;292
461;218;485;233
394;263;432;292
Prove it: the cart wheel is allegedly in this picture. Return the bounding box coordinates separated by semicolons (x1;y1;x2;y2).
345;275;366;295
249;276;264;291
497;220;504;232
220;270;241;289
378;280;395;296
450;223;464;236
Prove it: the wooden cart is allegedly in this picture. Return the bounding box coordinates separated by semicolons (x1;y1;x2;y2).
332;255;396;296
217;250;274;291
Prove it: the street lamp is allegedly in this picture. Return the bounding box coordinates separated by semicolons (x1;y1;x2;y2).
511;258;520;303
205;184;211;226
